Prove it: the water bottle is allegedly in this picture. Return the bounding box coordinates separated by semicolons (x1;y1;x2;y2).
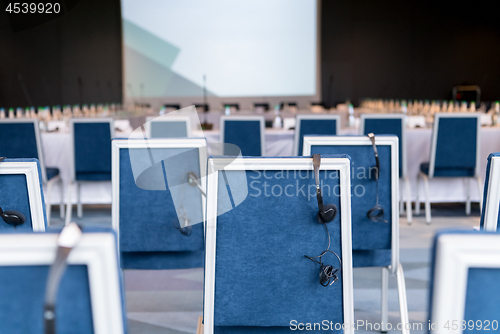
8;108;14;119
0;108;5;119
469;101;476;112
224;105;231;116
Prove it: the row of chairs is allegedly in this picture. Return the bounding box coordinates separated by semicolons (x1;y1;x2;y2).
2;135;500;333
219;113;483;225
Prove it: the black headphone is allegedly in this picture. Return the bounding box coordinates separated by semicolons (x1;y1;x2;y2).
304;154;341;287
0;157;26;228
366;133;386;223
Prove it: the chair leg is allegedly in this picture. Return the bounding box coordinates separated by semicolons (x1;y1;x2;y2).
477;176;483;212
77;182;83;219
65;181;73;225
465;178;471;216
415;174;421;215
422;174;431;224
405;176;412;224
59;178;65;219
396;263;410;334
399;180;405;215
196;316;203;334
45;179;53;226
381;267;389;333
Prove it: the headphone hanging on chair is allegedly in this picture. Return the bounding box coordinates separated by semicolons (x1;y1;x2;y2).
0;157;26;228
304;154;341;287
366;134;386;223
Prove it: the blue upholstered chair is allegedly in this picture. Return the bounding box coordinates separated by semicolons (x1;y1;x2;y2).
416;113;482;224
429;230;500;333
480;153;500;232
112;138;207;269
0;119;64;225
0;227;127;333
293;114;341;156
0;158;47;231
302;135;409;334
360;114;412;224
220;116;265;156
145;115;191;138
202;155;355;333
66;119;114;225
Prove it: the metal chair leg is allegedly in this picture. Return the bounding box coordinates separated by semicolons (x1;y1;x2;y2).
477;176;483;212
396;263;410;334
465;178;471;216
405;176;412;224
381;267;389;333
65;181;73;225
77;182;83;218
59;178;65;219
415;174;421;215
45;179;53;226
422;174;431;224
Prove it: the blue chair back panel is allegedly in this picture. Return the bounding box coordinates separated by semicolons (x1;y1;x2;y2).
480;153;500;230
0;123;38;159
311;145;392;268
434;117;477;171
119;147;204;269
298;119;338;156
150;121;188;138
74;123;112;180
363;119;403;178
463;267;500;329
0;174;34;230
0;265;94;333
223;120;262;156
214;169;343;329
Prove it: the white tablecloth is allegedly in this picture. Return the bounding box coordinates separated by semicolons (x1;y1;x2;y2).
41;127;500;204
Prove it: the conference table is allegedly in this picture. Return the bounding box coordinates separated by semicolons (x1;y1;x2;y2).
40;126;500;205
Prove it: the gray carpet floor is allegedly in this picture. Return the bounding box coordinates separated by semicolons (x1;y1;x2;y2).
50;203;481;333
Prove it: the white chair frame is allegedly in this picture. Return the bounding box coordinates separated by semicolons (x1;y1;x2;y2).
293;114;341;156
0;119;64;225
415;113;482;224
66;118;114;225
303;135;409;334
219;116;266;156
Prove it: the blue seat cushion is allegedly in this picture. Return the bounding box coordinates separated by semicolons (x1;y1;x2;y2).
76;172;112;181
420;162;475;177
46;167;60;181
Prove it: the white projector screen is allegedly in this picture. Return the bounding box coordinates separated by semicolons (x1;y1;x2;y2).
121;0;319;107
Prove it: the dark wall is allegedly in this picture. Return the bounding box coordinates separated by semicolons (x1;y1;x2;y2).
321;0;500;106
0;0;122;108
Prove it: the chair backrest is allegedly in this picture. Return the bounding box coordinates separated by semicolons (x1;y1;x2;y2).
360;114;406;178
0;158;46;231
428;113;480;178
145;116;191;138
0;228;126;333
220;116;265;156
112;138;207;269
0;119;48;182
204;156;354;333
303;135;399;271
293;115;341;156
70;119;114;182
429;230;500;333
480;153;500;232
